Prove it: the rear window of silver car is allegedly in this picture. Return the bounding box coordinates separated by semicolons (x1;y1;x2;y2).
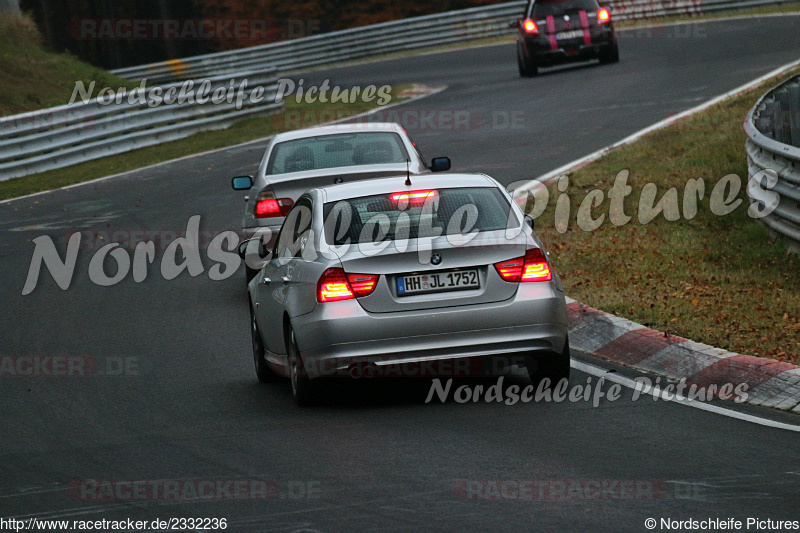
323;187;519;245
266;132;410;174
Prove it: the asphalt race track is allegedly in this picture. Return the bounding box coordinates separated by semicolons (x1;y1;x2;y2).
1;16;799;532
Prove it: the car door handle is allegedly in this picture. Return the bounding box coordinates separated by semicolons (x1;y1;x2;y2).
281;276;290;283
262;277;271;284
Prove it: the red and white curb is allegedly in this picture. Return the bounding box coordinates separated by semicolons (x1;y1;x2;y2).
566;297;800;412
395;84;446;99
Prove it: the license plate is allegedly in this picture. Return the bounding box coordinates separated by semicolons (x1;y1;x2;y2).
556;30;584;40
396;269;479;296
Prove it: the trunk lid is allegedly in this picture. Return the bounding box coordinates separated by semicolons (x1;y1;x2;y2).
335;230;530;313
267;164;410;202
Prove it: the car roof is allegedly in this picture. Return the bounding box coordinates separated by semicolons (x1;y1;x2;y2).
271;122;406;143
315;173;499;203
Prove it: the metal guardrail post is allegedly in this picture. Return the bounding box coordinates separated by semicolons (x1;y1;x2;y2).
745;73;800;252
788;82;800;148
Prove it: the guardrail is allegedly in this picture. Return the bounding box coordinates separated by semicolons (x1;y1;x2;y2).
110;0;800;83
0;70;281;181
4;0;798;181
744;74;800;251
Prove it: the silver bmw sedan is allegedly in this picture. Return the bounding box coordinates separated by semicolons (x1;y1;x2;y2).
248;172;569;405
232;122;450;281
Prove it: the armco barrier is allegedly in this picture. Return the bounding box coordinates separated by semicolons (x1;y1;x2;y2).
744;73;800;251
4;0;799;181
0;70;281;181
110;0;800;83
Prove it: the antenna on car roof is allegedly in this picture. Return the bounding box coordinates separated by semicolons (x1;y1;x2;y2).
405;159;412;186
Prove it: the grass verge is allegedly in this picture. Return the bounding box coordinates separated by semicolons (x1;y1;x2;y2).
0;15;135;115
528;68;800;364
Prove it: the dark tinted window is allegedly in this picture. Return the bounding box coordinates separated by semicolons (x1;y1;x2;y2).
323;187;518;245
533;0;599;17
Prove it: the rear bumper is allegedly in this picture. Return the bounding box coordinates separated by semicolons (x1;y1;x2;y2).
521;29;615;65
291;284;568;379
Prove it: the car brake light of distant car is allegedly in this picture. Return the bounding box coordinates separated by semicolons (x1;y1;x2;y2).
494;248;552;282
390;189;437;206
317;268;379;302
523;19;539;34
597;8;611;23
254;192;293;218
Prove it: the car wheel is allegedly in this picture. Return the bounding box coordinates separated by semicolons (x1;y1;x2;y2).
251;305;278;383
287;326;316;406
517;42;538;77
600;43;619;64
526;335;570;387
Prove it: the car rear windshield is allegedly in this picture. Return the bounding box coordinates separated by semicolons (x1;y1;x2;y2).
266;132;410;174
323;187;518;245
532;0;600;17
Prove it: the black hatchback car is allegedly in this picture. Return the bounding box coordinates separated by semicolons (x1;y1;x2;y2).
513;0;619;76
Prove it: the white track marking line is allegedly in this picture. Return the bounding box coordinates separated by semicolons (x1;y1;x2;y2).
572;359;800;432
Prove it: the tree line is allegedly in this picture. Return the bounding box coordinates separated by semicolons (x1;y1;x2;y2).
21;0;500;69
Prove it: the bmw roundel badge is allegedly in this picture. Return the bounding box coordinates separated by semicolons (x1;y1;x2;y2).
431;253;442;265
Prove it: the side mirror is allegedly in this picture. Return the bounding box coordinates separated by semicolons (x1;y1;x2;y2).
430;157;451;172
508;19;520;29
524;214;535;229
231;175;253;190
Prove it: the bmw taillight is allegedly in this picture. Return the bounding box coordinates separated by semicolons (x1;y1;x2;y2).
494;248;552;282
597;8;611;23
317;268;379;302
254;192;293;219
523;18;539;35
348;274;380;297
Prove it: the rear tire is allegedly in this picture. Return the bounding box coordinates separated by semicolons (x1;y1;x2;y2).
526;336;570;388
287;327;316;406
600;43;619;64
251;305;278;383
517;42;538;77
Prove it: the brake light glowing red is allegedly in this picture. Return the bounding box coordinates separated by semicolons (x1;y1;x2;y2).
317;268;379;302
254;195;293;218
523;19;539;34
494;248;552;282
390;189;437;206
597;8;611;23
317;268;354;302
521;248;552;281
